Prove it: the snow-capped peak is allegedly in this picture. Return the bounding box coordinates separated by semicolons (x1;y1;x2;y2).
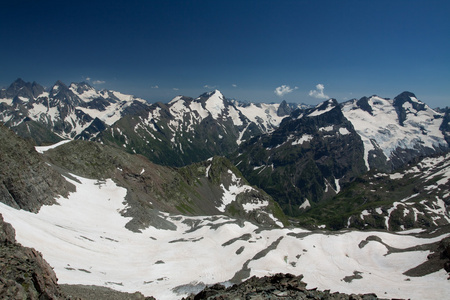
342;92;448;170
204;90;226;119
69;82;101;102
307;99;338;117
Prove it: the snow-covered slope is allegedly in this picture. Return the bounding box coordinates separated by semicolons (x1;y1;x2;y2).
342;92;448;171
97;89;294;166
0;79;146;142
69;82;147;126
232;92;449;217
158;90;289;145
0;172;448;300
303;152;450;230
1;79;294;164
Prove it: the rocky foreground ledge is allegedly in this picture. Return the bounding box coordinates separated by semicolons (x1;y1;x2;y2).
0;214;67;299
182;273;380;300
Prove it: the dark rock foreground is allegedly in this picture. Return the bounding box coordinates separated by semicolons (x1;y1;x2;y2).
0;214;67;299
182;273;381;300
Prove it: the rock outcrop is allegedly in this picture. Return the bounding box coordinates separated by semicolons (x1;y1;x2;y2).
183;273;380;300
0;123;74;212
0;214;68;299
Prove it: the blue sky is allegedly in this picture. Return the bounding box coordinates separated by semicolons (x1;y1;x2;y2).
1;0;449;107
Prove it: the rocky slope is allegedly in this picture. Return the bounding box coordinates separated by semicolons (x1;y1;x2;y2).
1;129;450;299
231;99;368;216
41;140;287;230
183;273;380;300
298;152;450;230
0;78;147;144
233;92;449;217
0;214;68;299
0;123;74;212
94;90;293;166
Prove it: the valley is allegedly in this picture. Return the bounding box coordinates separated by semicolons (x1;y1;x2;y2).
1;78;449;299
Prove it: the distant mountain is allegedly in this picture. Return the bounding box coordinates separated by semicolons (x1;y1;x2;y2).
342;92;448;171
1;97;450;300
91;89;295;166
0;79;297;166
1;79;449;225
0;78;147;144
232;92;449;217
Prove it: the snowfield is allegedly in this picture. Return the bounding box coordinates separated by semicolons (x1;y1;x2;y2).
1;174;449;300
342;96;447;170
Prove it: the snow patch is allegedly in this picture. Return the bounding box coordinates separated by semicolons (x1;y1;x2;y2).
0;175;448;300
299;199;311;210
35;140;72;153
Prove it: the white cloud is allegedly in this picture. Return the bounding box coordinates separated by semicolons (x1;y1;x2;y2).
232;84;237;88
204;85;216;89
93;80;105;85
85;77;91;81
274;85;298;97
151;85;159;89
309;84;329;99
173;88;179;91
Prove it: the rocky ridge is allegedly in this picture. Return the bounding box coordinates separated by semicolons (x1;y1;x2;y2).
41;140;287;230
0;78;147;144
231;99;367;216
94;90;294;167
298;152;450;230
0;214;68;299
0;123;74;212
233;92;449;217
183;273;380;300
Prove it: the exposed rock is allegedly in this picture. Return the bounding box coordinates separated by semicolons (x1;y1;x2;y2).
403;234;450;278
60;285;154;300
183;273;380;300
232;99;367;217
42;140;287;231
0;214;69;299
0;123;74;212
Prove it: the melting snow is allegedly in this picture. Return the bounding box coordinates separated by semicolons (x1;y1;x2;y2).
299;199;311;210
389;173;404;180
217;171;255;212
342;96;447;170
0;174;448;299
292;134;313;146
35;140;72;153
339;127;350;135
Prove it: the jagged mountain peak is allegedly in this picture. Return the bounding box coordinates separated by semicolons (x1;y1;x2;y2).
50;80;70;95
69;81;93;92
168;90;230;120
304;98;339;118
277;100;292;116
197;89;224;99
2;78;46;102
6;78;30;93
11;77;27;87
393;91;426;114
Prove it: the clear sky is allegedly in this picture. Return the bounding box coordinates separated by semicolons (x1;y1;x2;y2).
1;0;449;107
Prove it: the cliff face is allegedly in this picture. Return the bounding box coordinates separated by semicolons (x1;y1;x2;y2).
0;214;67;299
0;123;74;212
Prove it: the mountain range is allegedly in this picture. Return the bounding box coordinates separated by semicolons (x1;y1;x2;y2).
1;78;450;299
1;78;449;223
